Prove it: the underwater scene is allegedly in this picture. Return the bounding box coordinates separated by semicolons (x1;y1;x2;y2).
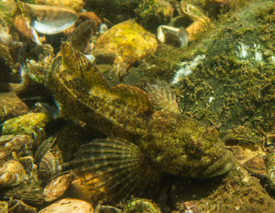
1;0;275;212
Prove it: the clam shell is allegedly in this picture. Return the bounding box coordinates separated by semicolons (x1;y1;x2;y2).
0;135;34;165
38;198;94;213
5;181;44;205
8;200;37;213
0;160;25;187
38;150;61;181
3;135;33;149
18;1;77;35
19;156;37;181
0;92;30;123
43;173;74;202
157;26;188;48
164;32;181;47
0;42;14;71
0;201;8;213
95;204;121;213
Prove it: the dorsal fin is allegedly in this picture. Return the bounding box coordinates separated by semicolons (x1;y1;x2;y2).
112;84;154;114
66;20;94;52
146;80;180;113
61;42;110;93
61;42;153;114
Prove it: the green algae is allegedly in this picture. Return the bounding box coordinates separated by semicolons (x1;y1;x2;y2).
123;0;275;138
135;0;173;31
123;198;162;213
0;1;15;27
2;112;52;135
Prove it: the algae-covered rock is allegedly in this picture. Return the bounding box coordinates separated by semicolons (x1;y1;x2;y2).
135;0;174;31
123;0;275;137
2;112;52;135
94;19;158;76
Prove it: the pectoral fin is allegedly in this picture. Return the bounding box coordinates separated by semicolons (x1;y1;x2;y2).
71;137;161;200
146;80;180;113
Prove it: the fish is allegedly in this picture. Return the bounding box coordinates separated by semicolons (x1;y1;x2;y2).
49;42;234;199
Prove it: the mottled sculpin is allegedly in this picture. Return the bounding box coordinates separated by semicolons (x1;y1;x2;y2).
46;42;233;198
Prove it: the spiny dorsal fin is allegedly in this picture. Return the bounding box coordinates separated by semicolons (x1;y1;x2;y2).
71;137;161;200
146;80;180;113
61;42;110;93
112;84;153;114
66;20;94;52
61;42;152;114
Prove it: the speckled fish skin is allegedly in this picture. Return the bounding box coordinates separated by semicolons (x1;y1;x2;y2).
48;42;233;179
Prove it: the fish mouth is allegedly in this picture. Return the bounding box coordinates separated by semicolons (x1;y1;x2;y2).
200;150;234;178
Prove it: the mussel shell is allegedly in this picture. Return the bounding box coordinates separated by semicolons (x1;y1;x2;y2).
164;32;181;47
32;6;77;34
28;44;54;61
3;135;33;149
8;200;37;213
43;173;74;202
0;160;25;187
38;150;61;181
0;42;14;71
38;198;93;213
0;201;8;213
18;2;77;35
5;181;44;205
0;92;30;123
96;204;121;213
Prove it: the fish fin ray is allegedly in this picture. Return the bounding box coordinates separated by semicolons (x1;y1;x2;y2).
112;84;153;114
61;42;110;93
66;20;94;51
72;137;161;199
146;80;180;113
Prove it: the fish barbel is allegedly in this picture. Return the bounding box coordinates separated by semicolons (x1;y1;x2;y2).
49;42;233;198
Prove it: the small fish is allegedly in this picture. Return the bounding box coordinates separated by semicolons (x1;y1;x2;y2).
48;42;234;199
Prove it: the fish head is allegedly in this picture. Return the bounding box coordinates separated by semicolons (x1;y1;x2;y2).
150;120;234;179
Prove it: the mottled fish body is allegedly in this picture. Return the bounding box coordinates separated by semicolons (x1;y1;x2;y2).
49;42;233;198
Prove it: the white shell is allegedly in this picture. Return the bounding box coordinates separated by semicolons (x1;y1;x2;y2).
24;3;78;35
